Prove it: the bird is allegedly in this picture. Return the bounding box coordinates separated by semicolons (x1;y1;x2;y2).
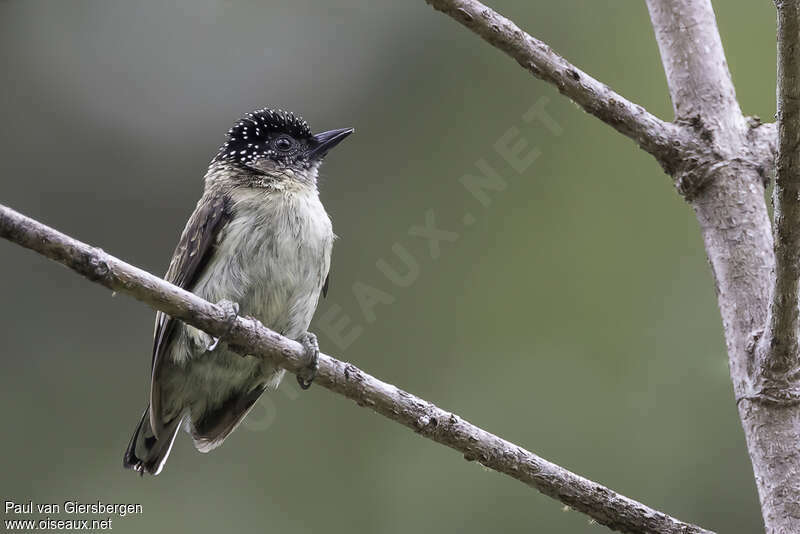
123;107;353;475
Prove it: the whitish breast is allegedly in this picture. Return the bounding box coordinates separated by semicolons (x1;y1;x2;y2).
193;185;333;340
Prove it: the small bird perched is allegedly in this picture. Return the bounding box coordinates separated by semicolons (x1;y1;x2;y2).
123;108;353;475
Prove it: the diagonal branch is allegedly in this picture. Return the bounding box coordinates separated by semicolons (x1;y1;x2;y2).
761;0;800;395
423;0;688;166
0;202;712;534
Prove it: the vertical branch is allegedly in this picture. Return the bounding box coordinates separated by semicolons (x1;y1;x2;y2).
744;6;800;528
427;0;787;530
762;0;800;394
648;1;800;533
645;0;771;397
646;0;743;136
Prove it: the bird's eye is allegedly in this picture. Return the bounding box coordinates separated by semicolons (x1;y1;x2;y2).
274;136;294;151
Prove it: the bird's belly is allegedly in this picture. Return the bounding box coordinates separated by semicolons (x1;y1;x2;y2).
161;188;332;419
237;242;326;340
188;187;332;347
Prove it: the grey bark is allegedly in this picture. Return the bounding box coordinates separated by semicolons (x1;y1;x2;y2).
745;2;800;532
0;204;711;534
763;0;800;393
424;0;799;532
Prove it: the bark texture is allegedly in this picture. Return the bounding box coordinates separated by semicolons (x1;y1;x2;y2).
764;0;800;393
744;2;800;531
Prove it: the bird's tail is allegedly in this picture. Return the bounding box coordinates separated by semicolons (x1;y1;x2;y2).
123;405;182;476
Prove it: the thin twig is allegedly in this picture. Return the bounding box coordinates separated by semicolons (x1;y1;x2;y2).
761;0;800;392
0;203;712;534
423;0;685;164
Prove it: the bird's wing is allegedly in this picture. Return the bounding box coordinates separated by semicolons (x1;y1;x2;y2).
149;191;232;436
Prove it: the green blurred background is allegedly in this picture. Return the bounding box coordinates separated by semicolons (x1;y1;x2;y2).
0;1;778;532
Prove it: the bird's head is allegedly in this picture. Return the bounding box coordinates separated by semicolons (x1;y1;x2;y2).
212;108;353;187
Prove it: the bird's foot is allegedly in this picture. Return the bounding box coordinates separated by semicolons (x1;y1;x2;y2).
296;332;319;390
208;299;240;352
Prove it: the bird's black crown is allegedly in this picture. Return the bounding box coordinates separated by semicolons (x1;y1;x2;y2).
213;108;313;167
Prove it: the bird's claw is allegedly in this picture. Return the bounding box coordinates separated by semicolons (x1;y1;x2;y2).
208;299;239;352
296;332;319;390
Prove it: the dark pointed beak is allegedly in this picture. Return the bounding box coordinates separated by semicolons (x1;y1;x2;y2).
309;127;354;159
